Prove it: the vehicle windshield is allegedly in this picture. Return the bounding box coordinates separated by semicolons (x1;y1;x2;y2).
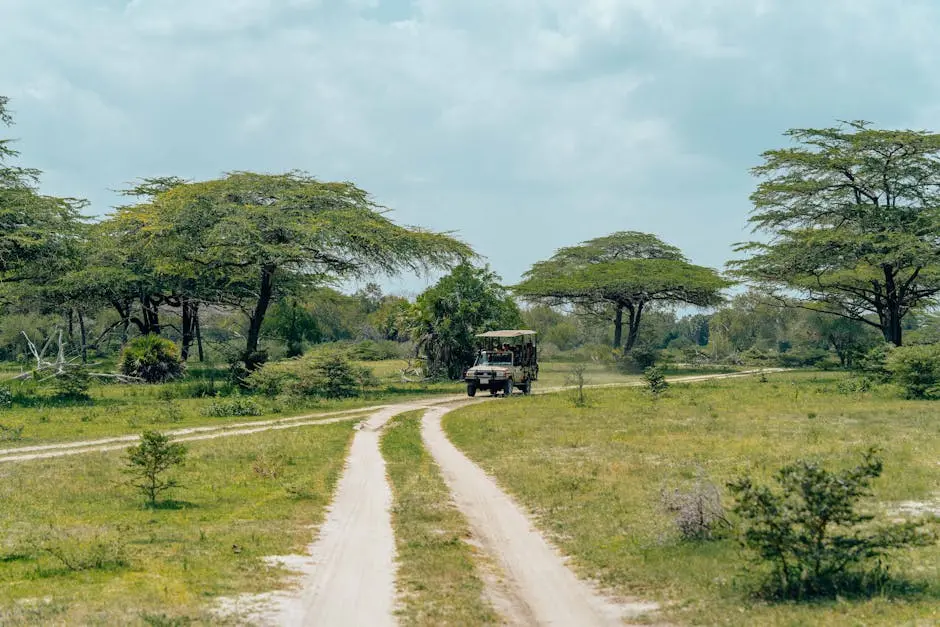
475;351;513;366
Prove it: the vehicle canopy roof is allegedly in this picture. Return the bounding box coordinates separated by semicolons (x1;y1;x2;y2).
475;330;538;339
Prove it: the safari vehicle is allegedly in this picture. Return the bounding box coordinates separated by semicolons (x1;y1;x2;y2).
463;330;538;397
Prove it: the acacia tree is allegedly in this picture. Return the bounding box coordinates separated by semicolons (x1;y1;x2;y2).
121;172;471;372
514;232;729;350
408;263;522;379
0;96;85;289
730;122;940;346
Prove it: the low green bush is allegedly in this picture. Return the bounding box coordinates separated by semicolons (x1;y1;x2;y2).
728;448;935;599
247;352;376;399
51;365;91;400
120;335;185;383
201;394;262;418
885;343;940;399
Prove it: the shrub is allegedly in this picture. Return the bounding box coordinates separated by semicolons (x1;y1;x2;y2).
565;363;588;407
661;475;730;541
885;343;940;399
30;527;128;573
618;346;659;373
125;431;187;506
120;335;185;383
51;365;91;400
0;387;12;409
344;339;404;361
201;394;262;418
643;366;668;396
775;347;830;368
855;343;895;383
0;423;24;442
247;352;375;399
837;376;873;394
728;448;935;599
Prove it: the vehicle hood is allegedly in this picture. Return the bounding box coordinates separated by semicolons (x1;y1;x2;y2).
466;365;510;375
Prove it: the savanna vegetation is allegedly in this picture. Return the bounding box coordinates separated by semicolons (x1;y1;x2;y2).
2;91;940;627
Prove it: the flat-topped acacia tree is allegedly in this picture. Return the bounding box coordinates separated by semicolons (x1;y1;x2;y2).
730;122;940;346
514;232;730;350
119;171;472;371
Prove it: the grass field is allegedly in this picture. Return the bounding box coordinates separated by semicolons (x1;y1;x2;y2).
443;372;940;626
0;359;662;447
381;410;498;626
0;421;354;625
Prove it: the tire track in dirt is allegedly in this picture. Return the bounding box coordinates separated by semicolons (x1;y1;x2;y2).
422;405;659;626
219;405;424;626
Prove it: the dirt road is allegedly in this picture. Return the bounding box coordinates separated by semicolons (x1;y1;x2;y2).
422;405;657;626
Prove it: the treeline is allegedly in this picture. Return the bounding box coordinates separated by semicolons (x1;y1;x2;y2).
5;92;940;381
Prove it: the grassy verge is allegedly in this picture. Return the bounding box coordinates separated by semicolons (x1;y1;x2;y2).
381;410;499;626
443;372;940;626
0;421;355;625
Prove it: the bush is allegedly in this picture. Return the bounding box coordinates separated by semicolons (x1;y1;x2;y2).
643;366;668;396
855;343;895;383
0;423;24;442
885;343;940;399
0;387;12;409
247;352;375;399
120;335;185;383
29;527;128;573
618;346;659;373
775;347;830;368
344;339;405;361
660;475;730;541
51;365;91;400
125;431;187;506
202;394;263;418
837;376;873;394
728;448;935;599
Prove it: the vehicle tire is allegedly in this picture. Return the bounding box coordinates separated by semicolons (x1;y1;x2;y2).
504;378;513;397
522;379;532;395
467;382;477;397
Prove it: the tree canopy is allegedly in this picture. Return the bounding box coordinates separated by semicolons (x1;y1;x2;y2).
514;232;729;350
116;171;472;371
409;263;522;379
730;122;940;346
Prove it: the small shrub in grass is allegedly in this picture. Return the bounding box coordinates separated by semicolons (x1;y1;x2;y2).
0;423;24;442
565;363;588;407
660;474;731;541
125;431;187;506
617;346;659;373
201;394;262;418
885;343;940;399
29;526;128;573
120;335;185;383
837;376;873;394
643;366;668;396
728;447;935;599
0;387;12;408
51;365;91;400
855;343;895;383
247;352;374;399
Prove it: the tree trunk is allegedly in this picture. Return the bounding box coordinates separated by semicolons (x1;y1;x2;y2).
77;310;88;364
180;300;195;361
195;312;205;362
244;264;276;370
612;306;624;349
624;302;644;351
882;266;903;346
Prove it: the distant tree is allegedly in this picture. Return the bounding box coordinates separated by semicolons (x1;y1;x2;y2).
515;232;729;350
808;312;879;368
409;264;522;379
731;122;940;346
262;297;321;357
116;172;471;373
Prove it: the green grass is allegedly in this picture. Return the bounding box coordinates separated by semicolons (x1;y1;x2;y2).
0;421;355;625
443;372;940;626
381;410;499;626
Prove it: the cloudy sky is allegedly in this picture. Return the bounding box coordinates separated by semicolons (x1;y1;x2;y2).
2;0;939;295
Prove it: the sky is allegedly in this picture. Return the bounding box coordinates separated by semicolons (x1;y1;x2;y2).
2;0;940;297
